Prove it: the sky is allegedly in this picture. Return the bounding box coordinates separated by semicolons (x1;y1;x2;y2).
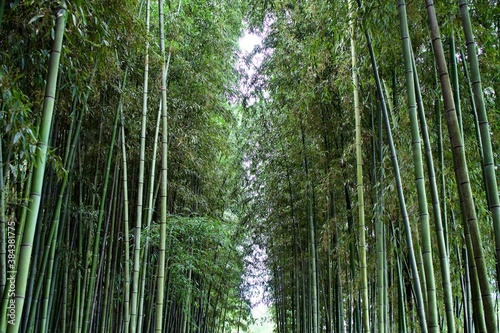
239;32;261;54
237;31;262;100
238;32;273;333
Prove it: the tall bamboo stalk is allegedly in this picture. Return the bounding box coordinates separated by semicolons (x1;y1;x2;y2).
138;102;161;333
460;47;483;159
397;2;438;331
458;0;500;289
131;1;150;332
365;28;427;333
372;96;385;333
348;2;369;331
412;53;455;333
156;0;169;330
82;66;128;333
449;33;464;139
156;1;181;330
120;115;131;333
298;115;318;333
99;164;120;333
424;2;497;331
38;105;83;333
3;9;66;333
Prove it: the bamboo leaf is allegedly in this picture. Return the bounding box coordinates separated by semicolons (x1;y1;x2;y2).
28;14;44;24
13;132;22;145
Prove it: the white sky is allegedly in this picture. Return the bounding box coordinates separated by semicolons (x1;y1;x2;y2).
237;31;265;105
239;32;261;54
237;32;273;332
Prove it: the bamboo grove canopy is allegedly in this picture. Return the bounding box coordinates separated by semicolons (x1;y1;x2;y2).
0;0;500;332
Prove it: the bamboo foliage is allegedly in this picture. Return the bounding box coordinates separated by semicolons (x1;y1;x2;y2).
1;1;500;332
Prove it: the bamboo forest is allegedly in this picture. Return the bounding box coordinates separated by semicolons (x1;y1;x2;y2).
2;0;500;332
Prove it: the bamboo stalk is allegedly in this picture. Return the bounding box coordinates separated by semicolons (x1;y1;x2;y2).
4;9;66;333
458;0;500;291
424;2;497;331
349;2;369;331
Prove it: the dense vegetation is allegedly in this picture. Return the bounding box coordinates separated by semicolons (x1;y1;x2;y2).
1;1;250;332
1;0;500;332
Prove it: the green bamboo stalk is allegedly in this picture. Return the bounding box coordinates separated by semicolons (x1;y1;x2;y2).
38;95;84;333
100;164;119;333
412;52;455;333
109;195;119;333
459;43;491;219
3;9;66;333
156;1;182;331
77;108;101;330
137;102;161;333
365;29;427;333
57;70;96;333
348;2;369;331
337;258;345;333
378;97;389;333
301;247;306;333
73;162;83;333
61;213;69;333
449;33;464;140
39;222;58;333
463;224;487;333
344;182;356;333
12;166;32;272
458;0;500;289
77;178;89;333
120;115;131;333
156;0;168;330
460;46;483;163
99;163;122;331
462;245;478;333
181;268;192;333
308;189;318;333
45;253;59;333
372;96;385;333
457;249;468;332
424;3;497;331
284;149;302;333
46;207;69;332
25;213;53;332
415;244;428;315
433;48;450;257
397;2;439;330
82;65;128;333
131;1;150;332
395;239;406;333
298;114;318;333
23;62;60;333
